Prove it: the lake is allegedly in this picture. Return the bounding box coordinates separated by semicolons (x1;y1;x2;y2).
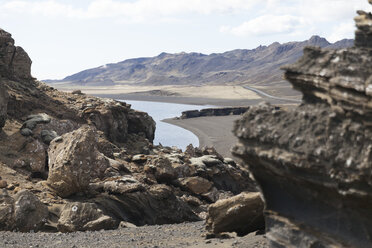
119;100;213;150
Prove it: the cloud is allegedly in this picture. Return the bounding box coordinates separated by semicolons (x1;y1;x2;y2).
327;21;355;42
220;0;372;38
220;15;306;37
0;0;260;22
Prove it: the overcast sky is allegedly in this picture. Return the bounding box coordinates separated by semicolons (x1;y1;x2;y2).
0;0;371;80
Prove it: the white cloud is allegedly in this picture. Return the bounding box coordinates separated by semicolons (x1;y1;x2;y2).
220;0;372;38
220;15;306;37
327;21;355;42
0;0;260;22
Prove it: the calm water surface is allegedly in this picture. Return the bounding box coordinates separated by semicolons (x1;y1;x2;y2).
120;100;213;150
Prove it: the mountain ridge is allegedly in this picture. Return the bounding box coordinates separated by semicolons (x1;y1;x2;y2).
46;36;353;86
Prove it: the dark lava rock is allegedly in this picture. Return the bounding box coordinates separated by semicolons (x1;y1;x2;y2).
41;129;58;144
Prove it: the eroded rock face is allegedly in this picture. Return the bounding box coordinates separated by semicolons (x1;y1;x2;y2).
0;28;32;80
233;3;372;247
47;125;110;197
206;192;264;236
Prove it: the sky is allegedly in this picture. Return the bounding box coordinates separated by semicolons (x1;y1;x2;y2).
0;0;371;80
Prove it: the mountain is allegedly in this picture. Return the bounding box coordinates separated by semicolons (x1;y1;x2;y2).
47;36;353;86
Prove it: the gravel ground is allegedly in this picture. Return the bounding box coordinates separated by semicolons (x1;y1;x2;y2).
0;221;268;248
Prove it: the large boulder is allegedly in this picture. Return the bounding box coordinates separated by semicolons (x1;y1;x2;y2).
93;184;200;226
0;84;8;131
13;190;49;232
233;3;372;247
0;189;48;232
57;202;118;232
47;125;110;197
206;192;264;236
0;28;32;80
82;99;155;145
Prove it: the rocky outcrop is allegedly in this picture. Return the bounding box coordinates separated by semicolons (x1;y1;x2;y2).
0;27;258;234
0;28;32;80
82;99;155;144
47;125;110;197
233;3;372;247
206;192;264;236
180;107;249;119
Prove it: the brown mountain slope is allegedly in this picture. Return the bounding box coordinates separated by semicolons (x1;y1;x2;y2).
47;36;353;87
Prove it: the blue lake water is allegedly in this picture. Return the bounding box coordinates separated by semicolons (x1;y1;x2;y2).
119;100;213;150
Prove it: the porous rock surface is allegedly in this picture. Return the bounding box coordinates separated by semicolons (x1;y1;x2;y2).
47;125;110;197
233;4;372;247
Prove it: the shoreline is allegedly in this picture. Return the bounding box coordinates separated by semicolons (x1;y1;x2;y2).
163;115;241;158
93;93;264;107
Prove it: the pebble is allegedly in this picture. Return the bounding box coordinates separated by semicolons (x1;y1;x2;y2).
0;180;8;188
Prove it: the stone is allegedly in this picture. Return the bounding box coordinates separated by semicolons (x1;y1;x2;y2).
24;139;47;173
0;190;15;231
82;101;155;145
22;113;51;130
119;221;137;228
20;128;33;136
40;129;58;144
47;125;110;197
132;154;148;163
206;192;264;236
233;3;372;247
190;155;223;168
181;176;213;195
94;184;200;226
0;28;32;80
145;156;177;183
57;202;118;232
13;190;48;232
71;90;84;95
0;180;7;188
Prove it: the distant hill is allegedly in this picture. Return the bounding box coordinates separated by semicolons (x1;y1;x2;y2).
45;36;353;86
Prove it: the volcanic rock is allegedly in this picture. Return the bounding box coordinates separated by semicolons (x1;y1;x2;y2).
0;28;32;80
206;192;264;236
233;3;372;247
47;125;110;197
181;176;213;195
57;202;118;232
13;190;49;232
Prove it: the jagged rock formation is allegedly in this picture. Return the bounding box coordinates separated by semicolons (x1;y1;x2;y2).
0;28;256;233
180;107;249;119
0;28;32;81
46;36;353;87
233;4;372;248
